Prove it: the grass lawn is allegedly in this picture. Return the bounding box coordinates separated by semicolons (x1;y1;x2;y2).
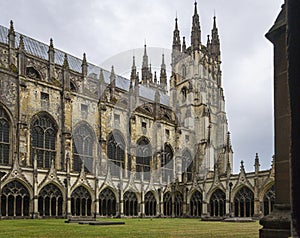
0;218;261;238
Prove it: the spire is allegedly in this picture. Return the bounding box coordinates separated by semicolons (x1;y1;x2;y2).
211;15;220;60
19;35;24;51
142;43;149;84
240;160;245;171
110;65;115;84
48;38;55;64
160;54;167;89
182;36;186;52
142;43;148;68
18;35;25;75
191;1;201;51
63;53;70;91
172;17;181;52
225;131;233;153
98;68;105;99
154;71;157;83
254;153;260;174
8;20;15;36
8;20;16;48
82;53;87;77
63;53;69;69
130;56;137;84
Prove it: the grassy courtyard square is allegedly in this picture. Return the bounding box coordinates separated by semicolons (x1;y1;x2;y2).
0;218;261;238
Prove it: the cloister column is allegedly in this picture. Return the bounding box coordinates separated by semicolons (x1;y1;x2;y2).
260;4;291;237
32;153;39;218
201;190;208;217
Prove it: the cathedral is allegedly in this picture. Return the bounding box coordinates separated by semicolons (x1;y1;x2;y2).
0;2;274;219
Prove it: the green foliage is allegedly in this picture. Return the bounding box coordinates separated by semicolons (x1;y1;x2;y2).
0;218;261;238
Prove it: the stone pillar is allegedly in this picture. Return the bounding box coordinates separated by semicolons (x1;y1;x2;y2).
32;153;39;218
259;4;291;237
94;178;99;218
287;0;300;235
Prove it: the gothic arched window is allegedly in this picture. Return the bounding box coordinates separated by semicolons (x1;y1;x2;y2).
73;123;95;173
38;183;63;217
71;186;92;217
31;113;57;169
182;65;187;78
234;186;254;217
182;149;193;182
145;191;156;216
136;137;151;181
209;189;226;217
263;185;275;216
0;107;10;165
1;180;30;217
99;188;117;217
190;191;202;217
181;86;187;102
107;132;125;178
123;191;138;216
161;143;173;183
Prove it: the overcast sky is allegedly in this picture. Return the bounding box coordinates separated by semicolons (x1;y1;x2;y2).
1;0;283;173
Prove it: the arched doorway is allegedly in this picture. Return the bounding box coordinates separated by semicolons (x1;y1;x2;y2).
1;180;30;217
190;191;202;217
38;183;63;217
145;191;156;216
123;191;138;216
163;192;172;216
174;192;183;217
234;186;254;217
99;188;116;216
209;189;226;217
71;186;92;216
263;185;275;216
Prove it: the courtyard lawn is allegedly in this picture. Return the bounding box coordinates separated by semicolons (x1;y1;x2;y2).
0;218;261;238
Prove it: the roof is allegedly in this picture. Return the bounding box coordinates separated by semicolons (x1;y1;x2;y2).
0;24;169;106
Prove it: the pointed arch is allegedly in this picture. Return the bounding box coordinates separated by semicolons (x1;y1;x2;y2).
163;192;172;216
107;130;126;178
0;105;12;165
123;190;138;216
30;112;58;168
233;186;254;217
99;187;117;217
262;185;275;216
38;183;63;217
1;180;30;217
72;121;96;174
144;191;157;216
181;86;188;102
161;143;174;183
190;190;202;217
26;66;41;79
136;137;152;181
182;149;193;182
174;192;183;217
71;186;92;217
209;188;226;217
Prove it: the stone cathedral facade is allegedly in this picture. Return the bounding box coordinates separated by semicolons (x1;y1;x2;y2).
0;2;274;219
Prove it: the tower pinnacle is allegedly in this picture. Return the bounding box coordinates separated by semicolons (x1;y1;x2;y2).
191;1;201;51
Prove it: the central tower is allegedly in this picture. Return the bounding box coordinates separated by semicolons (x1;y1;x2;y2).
170;2;233;177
